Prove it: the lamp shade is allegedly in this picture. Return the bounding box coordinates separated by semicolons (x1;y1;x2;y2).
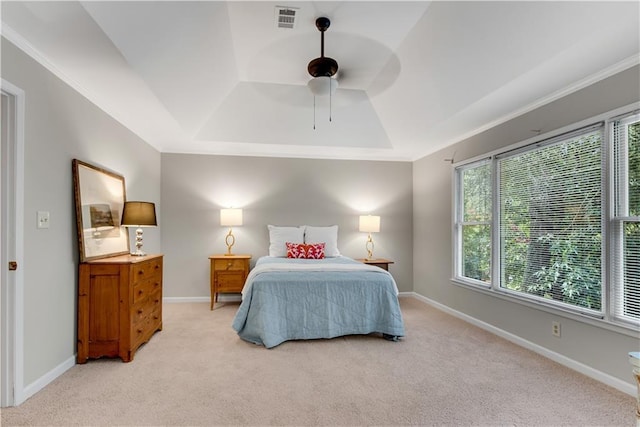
121;201;157;227
307;76;338;97
220;208;243;227
359;215;380;233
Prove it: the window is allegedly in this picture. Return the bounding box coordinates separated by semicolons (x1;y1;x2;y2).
612;113;640;324
455;161;491;284
454;108;640;328
497;125;603;312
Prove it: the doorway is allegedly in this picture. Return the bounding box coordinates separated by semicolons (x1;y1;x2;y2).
1;80;25;407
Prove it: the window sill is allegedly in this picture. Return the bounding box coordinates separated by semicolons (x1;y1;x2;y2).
450;277;639;338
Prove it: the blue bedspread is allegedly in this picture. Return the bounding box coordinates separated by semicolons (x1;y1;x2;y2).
232;256;405;348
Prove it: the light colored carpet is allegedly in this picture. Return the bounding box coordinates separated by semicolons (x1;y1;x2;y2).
0;297;633;426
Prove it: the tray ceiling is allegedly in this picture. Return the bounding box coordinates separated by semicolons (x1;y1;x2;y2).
2;1;639;161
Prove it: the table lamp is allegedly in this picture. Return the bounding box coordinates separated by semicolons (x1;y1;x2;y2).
121;201;157;256
220;208;243;256
359;215;380;260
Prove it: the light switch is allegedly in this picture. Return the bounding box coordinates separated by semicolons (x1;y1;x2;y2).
37;211;50;229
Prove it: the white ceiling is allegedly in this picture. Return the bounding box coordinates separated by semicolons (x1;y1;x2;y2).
2;1;639;161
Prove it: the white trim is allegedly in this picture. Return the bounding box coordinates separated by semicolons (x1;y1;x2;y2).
1;25;97;121
448;277;634;333
0;90;12;407
422;54;640;162
609;113;640;325
163;296;209;304
451;102;640;333
405;292;636;397
453;102;640;168
17;356;75;406
13;291;634;404
163;294;241;304
0;80;25;408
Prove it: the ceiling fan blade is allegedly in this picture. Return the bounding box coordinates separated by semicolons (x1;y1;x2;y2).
333;68;365;90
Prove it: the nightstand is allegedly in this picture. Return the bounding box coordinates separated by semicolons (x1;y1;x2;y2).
209;254;251;310
355;258;394;271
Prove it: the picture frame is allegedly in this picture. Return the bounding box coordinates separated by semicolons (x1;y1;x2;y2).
72;159;130;262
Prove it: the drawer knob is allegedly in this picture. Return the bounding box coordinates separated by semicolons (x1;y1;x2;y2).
138;309;144;314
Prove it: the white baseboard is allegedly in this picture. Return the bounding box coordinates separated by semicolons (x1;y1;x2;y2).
16;355;75;405
406;292;636;397
163;296;209;303
14;296;239;405
17;291;633;408
163;295;241;304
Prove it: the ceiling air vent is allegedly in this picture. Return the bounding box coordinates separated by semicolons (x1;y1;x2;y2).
275;6;298;29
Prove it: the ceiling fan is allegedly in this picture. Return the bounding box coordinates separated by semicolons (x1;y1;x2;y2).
307;17;338;127
307;17;339;95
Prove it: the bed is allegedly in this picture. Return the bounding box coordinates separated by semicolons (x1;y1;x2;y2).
231;255;405;348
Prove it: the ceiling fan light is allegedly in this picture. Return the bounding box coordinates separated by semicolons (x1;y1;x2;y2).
307;76;338;96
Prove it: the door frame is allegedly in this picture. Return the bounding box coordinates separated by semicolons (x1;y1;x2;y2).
1;79;25;407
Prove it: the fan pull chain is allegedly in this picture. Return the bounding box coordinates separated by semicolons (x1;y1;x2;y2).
313;95;316;130
329;83;332;122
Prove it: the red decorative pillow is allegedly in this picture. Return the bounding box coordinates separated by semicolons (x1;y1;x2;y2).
286;242;305;258
286;242;325;259
305;242;325;259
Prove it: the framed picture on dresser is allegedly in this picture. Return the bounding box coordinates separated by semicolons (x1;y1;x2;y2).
72;159;130;262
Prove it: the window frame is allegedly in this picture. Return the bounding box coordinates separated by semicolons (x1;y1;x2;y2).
609;112;640;327
454;159;493;288
452;103;640;332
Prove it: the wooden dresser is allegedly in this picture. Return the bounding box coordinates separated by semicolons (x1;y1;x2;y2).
77;254;163;363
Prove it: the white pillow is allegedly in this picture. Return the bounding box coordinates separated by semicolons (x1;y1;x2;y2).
304;225;340;257
268;225;305;257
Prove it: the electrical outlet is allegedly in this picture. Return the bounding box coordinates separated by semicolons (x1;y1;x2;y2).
552;321;561;337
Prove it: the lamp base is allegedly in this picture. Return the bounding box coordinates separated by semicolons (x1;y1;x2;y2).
131;227;146;256
225;228;236;257
365;234;375;261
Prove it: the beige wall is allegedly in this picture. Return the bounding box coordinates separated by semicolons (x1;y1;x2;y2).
1;38;161;388
3;25;638;403
413;65;640;387
161;154;413;298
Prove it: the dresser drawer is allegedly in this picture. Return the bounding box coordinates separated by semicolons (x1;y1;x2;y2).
133;277;162;305
216;271;246;292
131;258;163;284
131;307;161;350
132;291;162;324
214;258;247;272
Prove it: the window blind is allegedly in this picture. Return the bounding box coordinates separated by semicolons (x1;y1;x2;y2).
452;107;640;328
497;126;604;311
